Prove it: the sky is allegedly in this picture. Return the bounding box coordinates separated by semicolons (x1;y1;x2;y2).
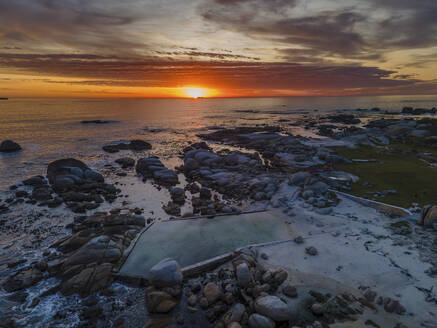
0;0;436;98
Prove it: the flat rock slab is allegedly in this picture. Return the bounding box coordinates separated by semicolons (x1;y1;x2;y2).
119;211;292;278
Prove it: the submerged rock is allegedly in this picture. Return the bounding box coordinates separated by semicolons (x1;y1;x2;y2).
0;140;21;152
102;140;151;153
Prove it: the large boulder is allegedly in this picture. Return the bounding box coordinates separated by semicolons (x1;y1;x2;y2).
47;158;104;192
236;262;252;288
248;313;275;328
102;140;151;153
254;295;290;321
146;290;178;314
47;158;89;183
148;258;183;288
203;282;223;304
62;235;122;267
61;263;113;297
420;205;437;227
2;267;43;292
0;140;21;152
136;157;179;185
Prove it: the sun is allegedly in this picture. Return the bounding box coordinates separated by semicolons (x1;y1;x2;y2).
182;87;207;98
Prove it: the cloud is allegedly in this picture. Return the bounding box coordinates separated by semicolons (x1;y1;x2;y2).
1;52;435;96
200;0;437;63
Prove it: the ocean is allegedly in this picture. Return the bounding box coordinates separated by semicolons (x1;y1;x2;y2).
1;95;436;191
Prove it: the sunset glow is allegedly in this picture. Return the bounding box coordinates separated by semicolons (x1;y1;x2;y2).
0;0;436;98
182;87;208;98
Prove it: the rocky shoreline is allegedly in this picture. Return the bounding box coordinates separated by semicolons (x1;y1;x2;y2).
0;107;437;328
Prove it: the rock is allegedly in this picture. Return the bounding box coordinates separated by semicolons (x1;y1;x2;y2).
146;290;177;314
248;313;275;328
80;120;118;124
199;297;209;309
327;114;361;125
2;267;43;292
32;186;52;201
84;169;104;182
311;303;324;315
305;246;318;256
289;171;311;186
115;157;135;168
282;284;297;298
254;295;290;321
23;176;46;186
200;186;212;200
163;201;181;216
223;303;246;325
61;263;113;297
184;158;199;172
236;263;252;288
143;317;175;328
294;236;304;244
103;140;151;153
383;299;405;315
149;258;183;288
364;289;377;302
409;129;430;138
272;269;287;286
187;294;197;306
420;205;437;227
204;282;222;304
0;140;21;152
170;187;185;204
47;158;89;184
306;182;329;195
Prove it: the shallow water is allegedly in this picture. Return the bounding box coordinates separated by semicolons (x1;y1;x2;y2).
1;95;436;190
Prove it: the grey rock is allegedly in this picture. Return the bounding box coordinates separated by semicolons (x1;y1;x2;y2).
248;314;275;328
223;303;246;325
115;157;135;168
254;295;290;321
236;263;252;288
305;246;318;256
149;258;183;288
290;171;311;186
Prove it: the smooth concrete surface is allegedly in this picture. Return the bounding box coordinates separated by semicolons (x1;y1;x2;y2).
119;211;293;278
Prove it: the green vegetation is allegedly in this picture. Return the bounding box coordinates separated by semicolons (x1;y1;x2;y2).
334;145;437;208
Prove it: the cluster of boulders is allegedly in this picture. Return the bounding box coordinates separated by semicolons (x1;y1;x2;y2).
360;286;406;315
183;142;280;202
401;107;437;115
143;248;405;328
325;114;361;125
198;127;351;172
102;139;152;153
2;211;145;302
164;183;240;217
7;159;119;213
136;157;179;186
0;139;21;152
